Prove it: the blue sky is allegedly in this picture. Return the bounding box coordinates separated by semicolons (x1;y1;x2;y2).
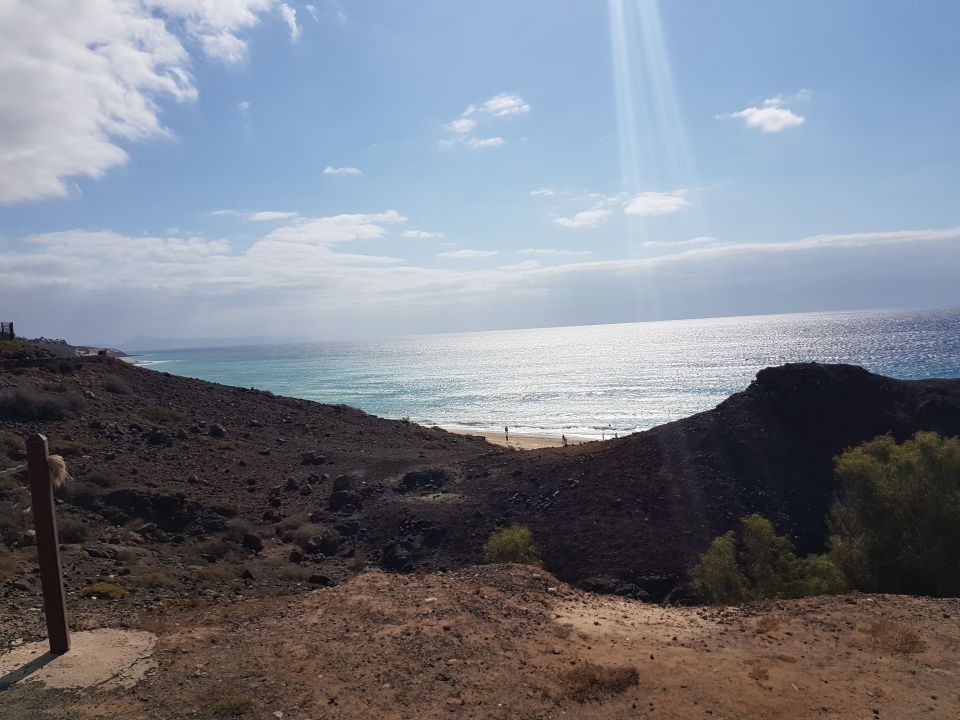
1;0;958;346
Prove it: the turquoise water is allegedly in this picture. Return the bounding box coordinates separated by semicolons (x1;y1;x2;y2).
134;308;960;439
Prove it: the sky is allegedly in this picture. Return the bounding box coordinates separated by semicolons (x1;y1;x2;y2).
1;0;959;347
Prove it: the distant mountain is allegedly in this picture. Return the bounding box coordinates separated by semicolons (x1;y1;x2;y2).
122;335;306;352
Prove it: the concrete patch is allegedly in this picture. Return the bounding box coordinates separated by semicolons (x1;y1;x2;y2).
0;629;156;692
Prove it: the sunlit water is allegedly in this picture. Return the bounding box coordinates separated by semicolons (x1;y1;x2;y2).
133;309;960;439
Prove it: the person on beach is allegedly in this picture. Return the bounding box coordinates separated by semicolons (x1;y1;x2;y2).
504;426;509;442
562;434;567;446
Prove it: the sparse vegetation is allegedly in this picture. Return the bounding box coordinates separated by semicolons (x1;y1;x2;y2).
0;388;86;420
861;621;926;655
80;581;128;599
48;440;90;457
83;471;124;488
829;431;960;597
280;522;342;554
208;691;255;717
0;501;28;547
559;662;639;702
0;432;26;453
132;570;181;589
57;516;91;543
0;546;16;581
754;615;782;634
692;514;846;604
483;523;542;566
195;562;246;589
102;375;133;394
139;406;189;423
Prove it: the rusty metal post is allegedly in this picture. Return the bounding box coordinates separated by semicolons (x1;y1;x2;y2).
26;433;70;654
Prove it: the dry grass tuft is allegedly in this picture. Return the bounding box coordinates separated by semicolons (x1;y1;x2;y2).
0;547;16;581
138;406;189;423
208;691;255;717
862;621;927;655
102;376;132;395
0;432;25;453
754;615;782;634
132;570;182;589
48;454;72;487
559;661;639;702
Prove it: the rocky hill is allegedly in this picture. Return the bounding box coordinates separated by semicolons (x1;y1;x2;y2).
1;359;959;612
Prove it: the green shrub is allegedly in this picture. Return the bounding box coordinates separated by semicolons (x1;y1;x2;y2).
829;431;960;596
692;514;846;604
483;523;542;566
691;530;748;604
80;582;128;599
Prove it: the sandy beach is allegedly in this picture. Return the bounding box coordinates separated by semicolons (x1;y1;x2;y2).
449;429;594;450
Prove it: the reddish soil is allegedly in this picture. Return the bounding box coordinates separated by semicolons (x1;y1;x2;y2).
2;565;958;719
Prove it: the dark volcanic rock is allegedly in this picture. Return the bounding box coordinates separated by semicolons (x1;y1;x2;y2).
457;363;960;591
329;490;362;512
398;468;452;493
331;475;357;492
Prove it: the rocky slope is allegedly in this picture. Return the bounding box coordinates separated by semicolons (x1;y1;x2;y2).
1;359;959;612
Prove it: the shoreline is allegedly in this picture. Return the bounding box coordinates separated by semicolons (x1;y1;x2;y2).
448;429;595;450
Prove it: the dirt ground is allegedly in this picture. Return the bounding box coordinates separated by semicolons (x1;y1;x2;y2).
2;564;957;720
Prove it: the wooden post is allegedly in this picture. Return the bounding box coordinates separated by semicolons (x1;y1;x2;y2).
26;434;70;655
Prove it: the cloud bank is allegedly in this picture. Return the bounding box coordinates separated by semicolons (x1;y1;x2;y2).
0;0;289;204
2;217;958;343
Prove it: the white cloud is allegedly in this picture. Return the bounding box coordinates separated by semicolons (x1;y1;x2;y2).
443;92;529;150
465;93;531;117
437;249;499;259
3;221;959;343
279;3;301;40
323;166;363;175
403;230;445;239
519;248;593;256
466;137;505;149
311;0;347;23
265;210;405;246
722;91;809;133
237;101;251;113
0;0;274;204
624;191;689;216
530;188;555;197
763;89;811;107
248;211;299;222
642;236;719;249
499;260;541;271
728;106;805;133
553;209;611;229
446;118;477;134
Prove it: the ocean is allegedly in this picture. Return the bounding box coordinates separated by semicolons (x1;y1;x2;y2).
133;308;960;439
